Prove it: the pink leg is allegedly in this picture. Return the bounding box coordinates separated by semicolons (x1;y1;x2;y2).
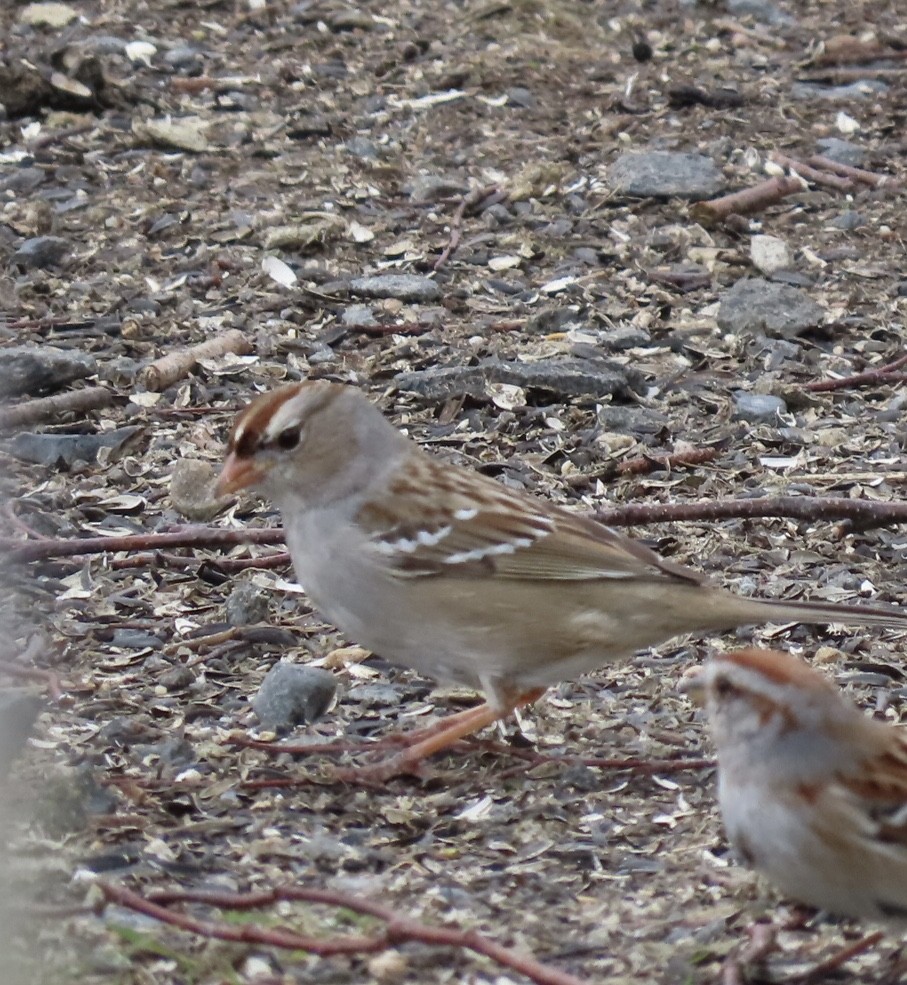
333;687;547;784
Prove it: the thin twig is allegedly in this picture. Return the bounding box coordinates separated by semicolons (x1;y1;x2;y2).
2;527;284;562
596;496;907;532
139;329;252;391
7;493;907;564
770;152;854;191
806;155;895;189
0;386;115;431
692;175;806;222
789;931;885;983
565;446;721;488
804;352;907;392
433;184;503;271
0;658;65;702
99;881;588;985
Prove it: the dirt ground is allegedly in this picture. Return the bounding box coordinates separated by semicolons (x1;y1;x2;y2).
2;0;907;982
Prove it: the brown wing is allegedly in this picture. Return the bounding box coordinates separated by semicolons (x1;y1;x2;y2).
356;455;705;585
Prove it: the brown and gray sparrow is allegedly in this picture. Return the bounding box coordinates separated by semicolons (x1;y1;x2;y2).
683;648;907;921
217;382;907;779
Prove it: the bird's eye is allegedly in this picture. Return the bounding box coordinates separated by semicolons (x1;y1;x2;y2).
275;427;301;451
714;676;740;700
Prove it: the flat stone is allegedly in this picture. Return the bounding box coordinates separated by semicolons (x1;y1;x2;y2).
225;579;270;626
791;80;887;103
726;0;793;24
718;278;825;338
169;459;229;521
12;236;70;269
252;662;337;732
815;137;866;166
349;274;441;303
750;234;792;276
0;344;96;398
733;391;787;423
396;357;645;402
7;426;143;467
609;151;725;200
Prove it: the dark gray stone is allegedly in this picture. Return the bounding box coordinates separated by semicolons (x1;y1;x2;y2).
340;304;379;328
829;210;865;231
718;278;825;338
345;136;379;159
252;662;337;731
0;689;43;776
725;0;793;24
609;151;725;200
12;236;71;269
405;174;468;203
815;137;866;166
7;426;143;467
0;344;97;397
349;274;441;303
395;357;645;402
733;391;787;423
791;80;888;102
225;579;270;626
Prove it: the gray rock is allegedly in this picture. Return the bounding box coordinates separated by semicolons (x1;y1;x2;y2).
0;689;43;776
0;344;97;397
609;151;725;200
395;357;645;402
597;405;668;435
340;304;379;328
169;459;227;521
12;236;71;269
506;86;535;108
733;391;787;423
225;579;270;626
829;210;865;231
718;278;825;338
725;0;793;24
163;45;203;69
349;274;441;303
405;174;468;202
8;426;144;467
815;137;866;166
791;80;888;102
345;136;379;160
252;662;337;731
109;628;164;649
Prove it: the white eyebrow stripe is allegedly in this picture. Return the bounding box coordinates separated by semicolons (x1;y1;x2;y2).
444;537;535;565
453;507;479;520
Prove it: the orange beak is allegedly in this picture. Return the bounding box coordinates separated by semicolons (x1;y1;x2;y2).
215;452;264;497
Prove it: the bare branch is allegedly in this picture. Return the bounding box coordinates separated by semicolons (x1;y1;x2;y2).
0;386;114;432
98;881;589;985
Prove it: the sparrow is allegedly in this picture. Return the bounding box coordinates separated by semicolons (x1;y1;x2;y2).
216;382;907;779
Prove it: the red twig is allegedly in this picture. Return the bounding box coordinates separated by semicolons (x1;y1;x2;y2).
770;152;854;191
804;352;907;392
806;155;895;189
99;881;588;985
595;496;907;531
566;445;722;487
789;930;885;983
692;175;805;222
6;493;907;565
0;386;115;431
433;184;503;271
0;658;65;702
2;526;284;562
